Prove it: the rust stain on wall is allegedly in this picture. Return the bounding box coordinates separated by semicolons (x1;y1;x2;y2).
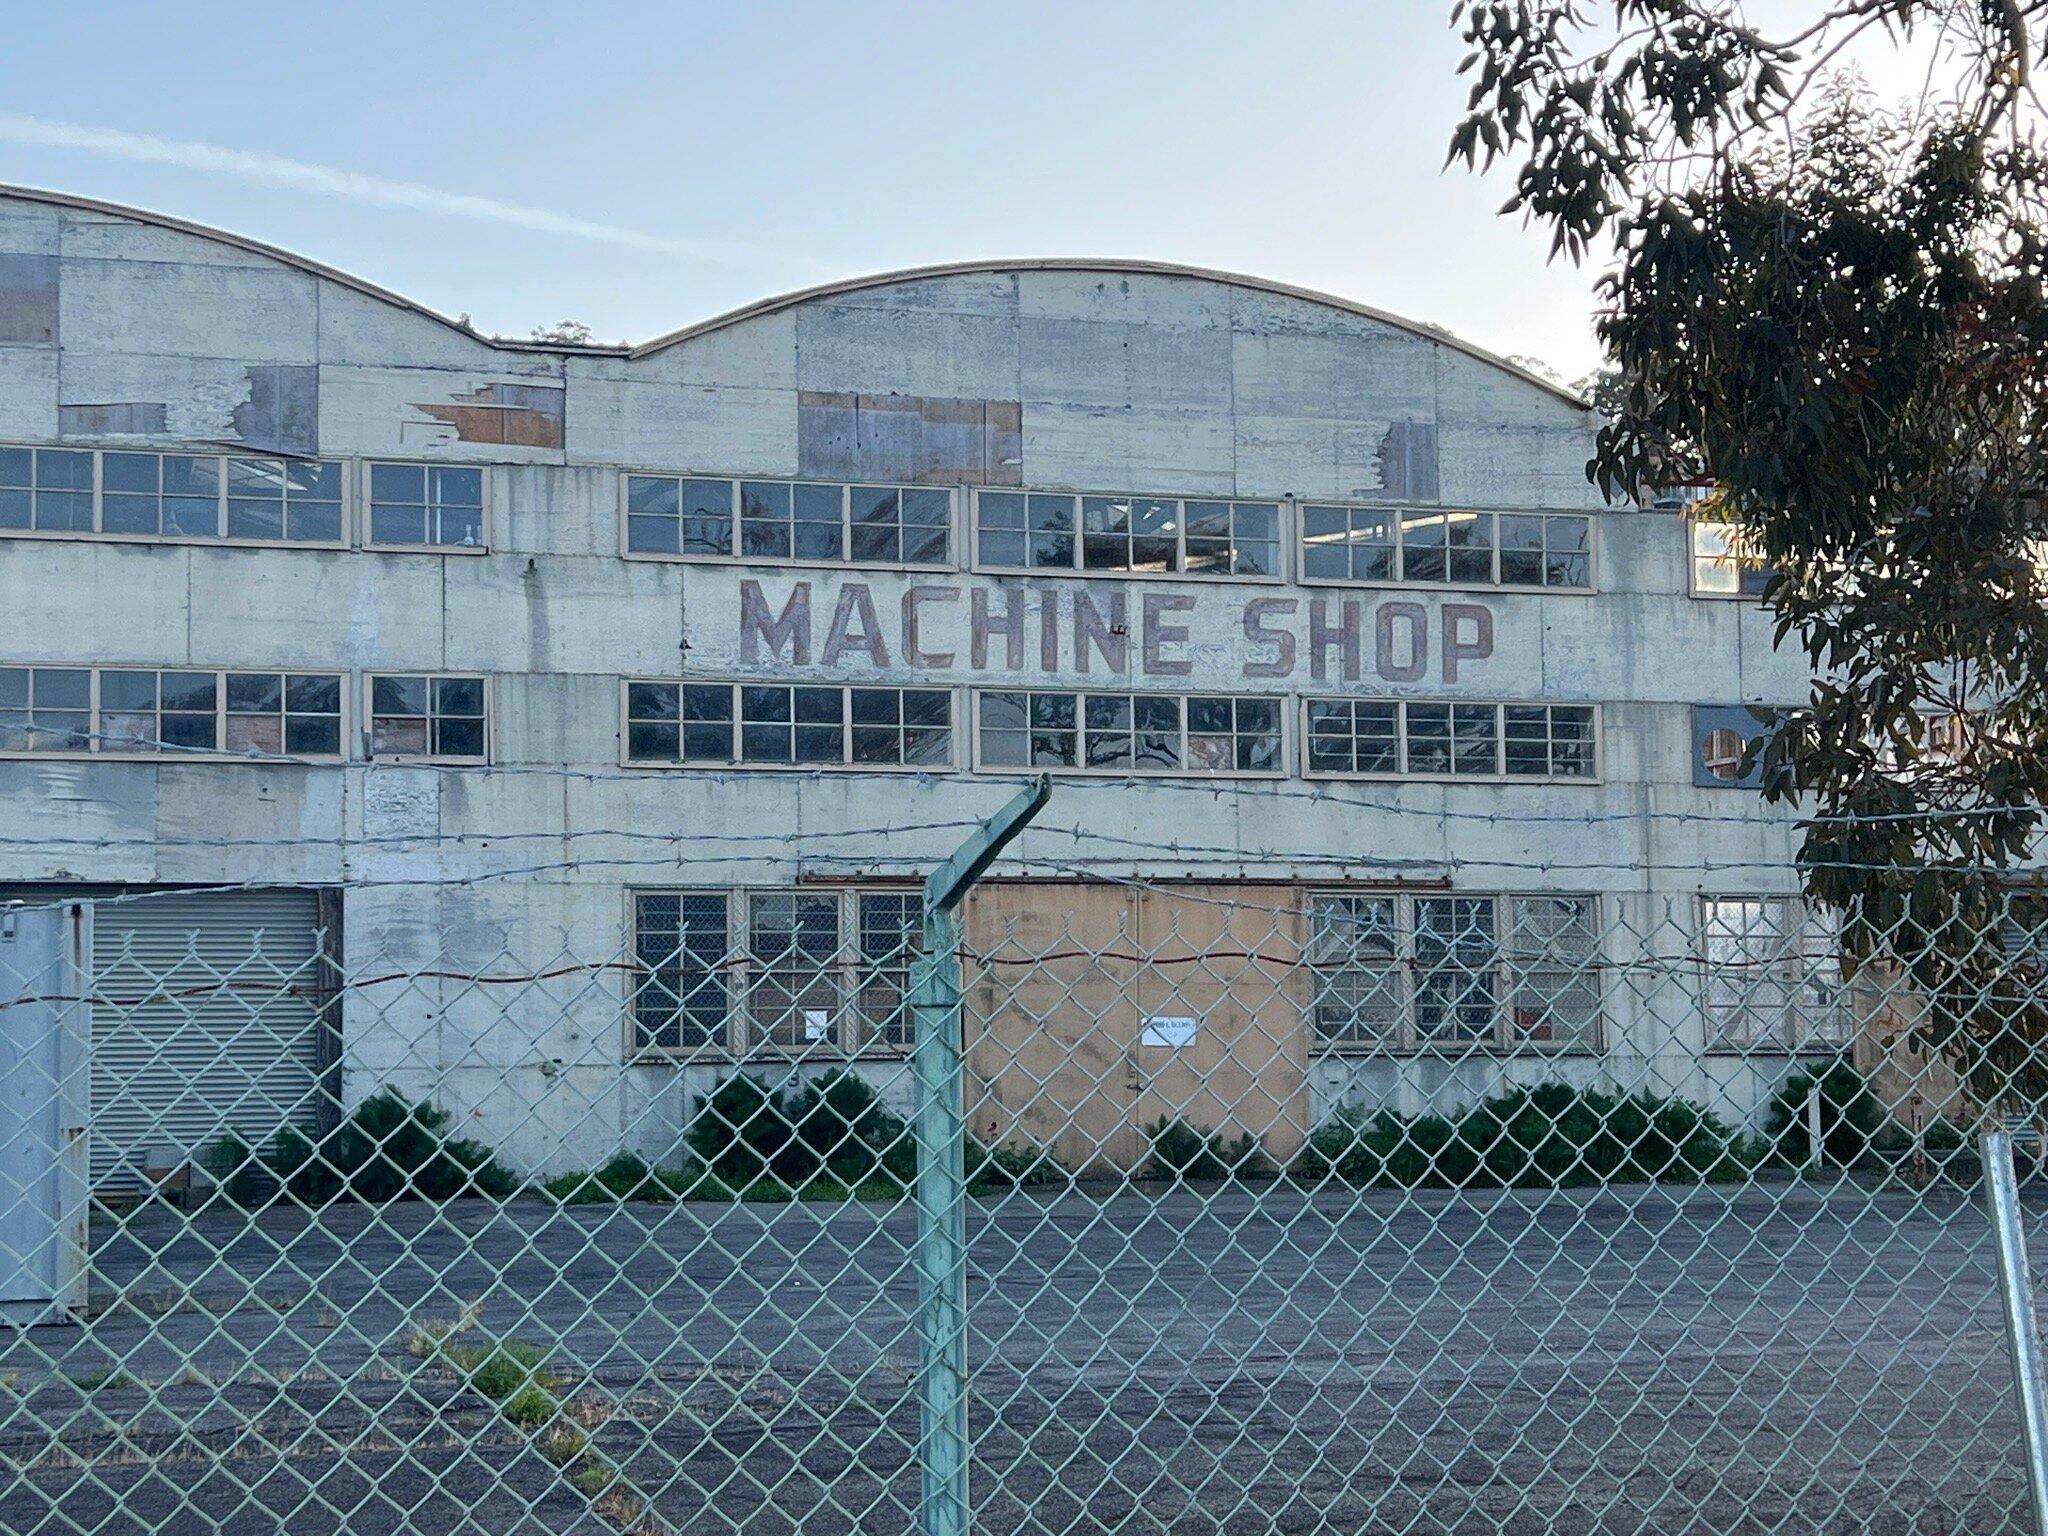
58;402;169;436
798;391;1022;485
413;382;565;449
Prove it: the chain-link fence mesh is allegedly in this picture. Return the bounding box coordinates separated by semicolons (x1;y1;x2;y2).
0;861;2044;1534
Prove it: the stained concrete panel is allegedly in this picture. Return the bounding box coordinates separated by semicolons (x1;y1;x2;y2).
0;542;192;659
58;353;271;443
560;374;796;475
793;303;1020;399
58;256;317;364
0;345;58;437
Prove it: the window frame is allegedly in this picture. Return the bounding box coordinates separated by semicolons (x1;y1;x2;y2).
969;488;1287;584
1696;894;1851;1054
0;444;352;551
618;473;958;572
363;673;493;765
1306;889;1605;1055
971;688;1290;778
1296;501;1597;595
618;679;958;772
1687;517;1773;599
0;663;350;762
624;885;927;1060
1301;698;1601;784
361;460;492;554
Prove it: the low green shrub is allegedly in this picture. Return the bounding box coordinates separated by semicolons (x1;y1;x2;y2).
686;1070;916;1186
265;1089;519;1205
1145;1118;1269;1181
966;1137;1059;1191
1297;1084;1753;1188
1763;1056;1883;1167
542;1152;681;1204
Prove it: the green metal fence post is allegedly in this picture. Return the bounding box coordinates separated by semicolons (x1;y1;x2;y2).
910;775;1051;1536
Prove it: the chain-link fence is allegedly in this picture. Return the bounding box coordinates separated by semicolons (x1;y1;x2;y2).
2;806;2046;1533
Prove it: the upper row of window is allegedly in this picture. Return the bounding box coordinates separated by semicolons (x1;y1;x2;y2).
0;446;1602;591
5;447;1778;600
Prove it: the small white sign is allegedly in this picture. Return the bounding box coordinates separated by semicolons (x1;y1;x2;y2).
1141;1015;1198;1048
804;1010;831;1042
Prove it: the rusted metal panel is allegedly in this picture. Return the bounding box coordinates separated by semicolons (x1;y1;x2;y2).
797;391;1023;485
0;253;58;347
232;364;319;457
412;381;565;449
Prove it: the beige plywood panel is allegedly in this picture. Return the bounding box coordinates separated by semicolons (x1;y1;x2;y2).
962;881;1313;1174
963;882;1142;1174
1131;884;1312;1164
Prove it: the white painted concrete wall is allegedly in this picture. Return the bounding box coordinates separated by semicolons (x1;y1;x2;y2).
0;190;1818;1171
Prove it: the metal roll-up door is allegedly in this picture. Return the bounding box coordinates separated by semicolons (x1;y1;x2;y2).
87;890;326;1186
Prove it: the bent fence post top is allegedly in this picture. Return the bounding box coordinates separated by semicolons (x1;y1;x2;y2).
913;772;1051;1536
923;774;1053;916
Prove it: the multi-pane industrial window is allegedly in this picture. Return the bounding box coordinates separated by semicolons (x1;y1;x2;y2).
975;492;1281;577
0;447;346;544
624;476;953;566
1698;897;1849;1051
1690;519;1772;597
368;676;489;761
1307;892;1602;1051
977;691;1284;773
0;666;343;757
624;682;953;768
1301;505;1591;589
367;463;485;549
1305;699;1596;780
629;889;923;1054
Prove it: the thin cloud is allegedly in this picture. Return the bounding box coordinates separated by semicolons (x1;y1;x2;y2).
0;112;774;265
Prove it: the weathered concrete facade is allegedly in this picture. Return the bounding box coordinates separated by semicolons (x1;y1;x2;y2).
0;187;1816;1175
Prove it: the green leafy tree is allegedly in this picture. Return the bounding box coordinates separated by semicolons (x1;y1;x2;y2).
1449;5;2048;1112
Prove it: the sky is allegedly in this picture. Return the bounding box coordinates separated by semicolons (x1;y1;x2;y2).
0;3;1946;382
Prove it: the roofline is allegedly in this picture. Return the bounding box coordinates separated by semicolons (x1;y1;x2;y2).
0;188;1587;404
629;257;1592;409
0;183;629;356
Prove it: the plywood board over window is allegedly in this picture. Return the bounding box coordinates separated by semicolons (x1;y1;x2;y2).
960;882;1312;1174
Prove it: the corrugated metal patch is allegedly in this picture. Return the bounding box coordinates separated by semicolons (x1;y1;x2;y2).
798;391;1022;485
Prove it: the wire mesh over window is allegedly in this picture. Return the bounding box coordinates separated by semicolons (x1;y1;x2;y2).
632;892;733;1050
856;892;922;1049
1700;896;1850;1051
1307;893;1404;1044
745;893;843;1051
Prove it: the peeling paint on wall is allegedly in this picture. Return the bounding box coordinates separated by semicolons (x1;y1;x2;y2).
798;391;1022;485
413;382;566;449
57;401;169;436
0;253;58;346
233;364;319;457
1375;420;1439;501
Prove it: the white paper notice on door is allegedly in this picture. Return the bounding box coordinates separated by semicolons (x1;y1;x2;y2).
804;1010;831;1042
1141;1015;1198;1048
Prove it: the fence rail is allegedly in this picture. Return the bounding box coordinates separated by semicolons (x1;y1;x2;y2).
1;832;2046;1534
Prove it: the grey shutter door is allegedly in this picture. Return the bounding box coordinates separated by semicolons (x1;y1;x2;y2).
88;890;325;1185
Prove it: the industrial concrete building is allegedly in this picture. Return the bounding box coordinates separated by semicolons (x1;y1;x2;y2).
0;185;1830;1182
